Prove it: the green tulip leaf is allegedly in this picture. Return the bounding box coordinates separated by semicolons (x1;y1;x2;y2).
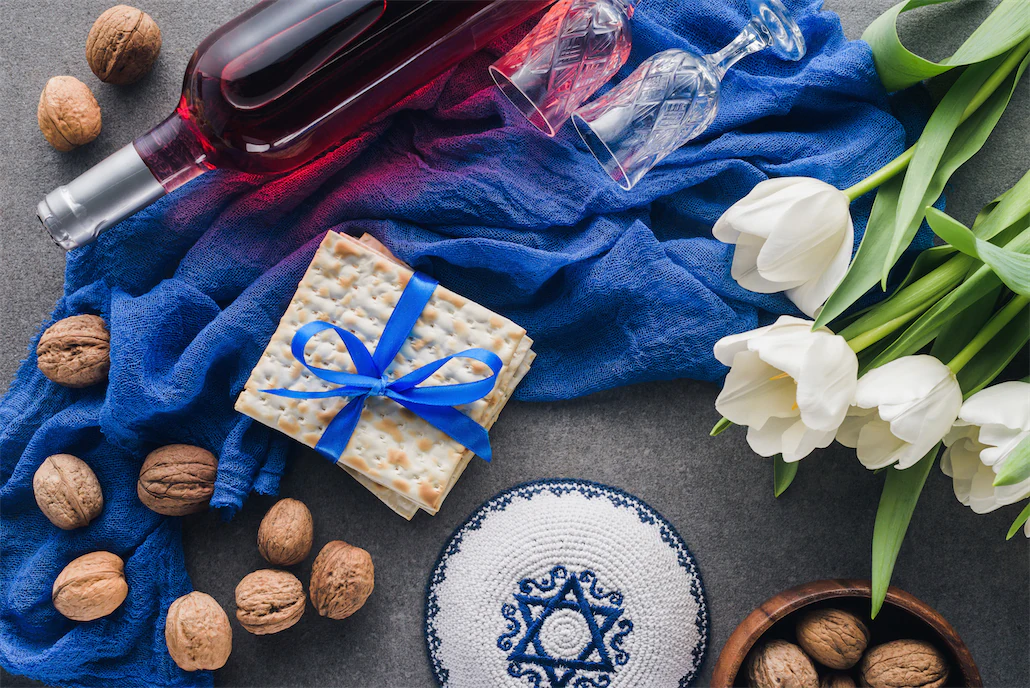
863;0;1030;92
929;285;1001;363
968;168;1030;241
816;49;1029;328
871;446;938;618
710;417;733;437
1006;501;1030;540
867;227;1030;369
954;301;1030;398
927;208;1030;296
995;436;1030;487
773;455;798;498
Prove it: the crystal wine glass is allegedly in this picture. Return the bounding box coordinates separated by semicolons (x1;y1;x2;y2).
572;0;805;190
489;0;635;137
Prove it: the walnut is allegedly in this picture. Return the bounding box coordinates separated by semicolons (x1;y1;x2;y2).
137;444;218;516
821;673;856;688
36;315;110;388
796;608;870;670
33;453;103;530
309;540;374;620
52;551;128;621
37;77;102;151
165;591;232;671
235;569;306;635
258;498;313;566
859;640;949;688
86;5;162;85
747;639;819;688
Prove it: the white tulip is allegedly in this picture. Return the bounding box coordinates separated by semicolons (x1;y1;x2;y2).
940;381;1030;519
837;355;962;470
714;315;858;462
713;177;854;317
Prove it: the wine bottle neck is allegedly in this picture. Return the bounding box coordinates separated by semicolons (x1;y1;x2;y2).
134;111;211;193
37;111;211;251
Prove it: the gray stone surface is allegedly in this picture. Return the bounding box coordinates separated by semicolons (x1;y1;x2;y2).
1;1;1027;687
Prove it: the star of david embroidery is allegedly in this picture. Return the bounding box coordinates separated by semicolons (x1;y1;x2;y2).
498;567;633;688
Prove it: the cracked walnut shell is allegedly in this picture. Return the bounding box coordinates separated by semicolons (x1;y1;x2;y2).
37;77;101;151
33;453;103;530
859;639;949;688
37;315;110;388
137;444;217;516
747;639;819;688
165;591;232;671
86;5;162;85
234;569;305;635
52;551;128;621
258;498;313;566
820;674;856;688
795;607;869;670
309;540;375;620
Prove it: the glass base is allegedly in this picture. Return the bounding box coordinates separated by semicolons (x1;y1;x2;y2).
748;0;805;61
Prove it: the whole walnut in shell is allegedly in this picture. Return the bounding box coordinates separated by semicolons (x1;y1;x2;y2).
137;444;217;516
859;639;949;688
235;569;305;635
37;77;101;151
795;607;869;670
747;639;819;688
820;673;856;688
165;591;232;671
52;551;128;621
37;315;110;388
309;540;374;620
33;453;103;530
258;498;313;566
86;5;162;85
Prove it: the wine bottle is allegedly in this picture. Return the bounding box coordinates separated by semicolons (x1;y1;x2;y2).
38;0;551;250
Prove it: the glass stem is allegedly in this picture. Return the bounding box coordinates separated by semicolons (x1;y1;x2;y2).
707;20;770;79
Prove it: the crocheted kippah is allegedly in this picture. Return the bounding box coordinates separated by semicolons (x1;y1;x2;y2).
425;479;708;687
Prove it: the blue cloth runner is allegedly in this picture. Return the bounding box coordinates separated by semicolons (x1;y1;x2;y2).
1;1;932;685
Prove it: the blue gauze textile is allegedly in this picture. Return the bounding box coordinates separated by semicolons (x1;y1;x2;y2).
1;1;933;685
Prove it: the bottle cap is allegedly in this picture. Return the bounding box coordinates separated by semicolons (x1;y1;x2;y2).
37;144;166;250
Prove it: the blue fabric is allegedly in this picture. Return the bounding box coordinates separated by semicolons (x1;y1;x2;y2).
1;1;932;685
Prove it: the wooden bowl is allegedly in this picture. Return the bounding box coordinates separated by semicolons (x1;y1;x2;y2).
711;579;981;687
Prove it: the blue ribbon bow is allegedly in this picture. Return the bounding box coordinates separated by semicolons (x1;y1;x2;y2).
262;272;503;462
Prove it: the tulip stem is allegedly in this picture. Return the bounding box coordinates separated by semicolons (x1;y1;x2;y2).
842;36;1030;203
839;253;975;350
946;295;1029;374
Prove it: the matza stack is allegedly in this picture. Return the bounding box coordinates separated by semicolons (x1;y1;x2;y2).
235;231;534;519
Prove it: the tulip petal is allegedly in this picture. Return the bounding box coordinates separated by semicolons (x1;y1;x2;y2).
979;427;1028;467
731;234;806;293
745;416;795;457
713;177;807;244
754;186;851;283
794;334;858;432
779;421;836;462
853;356;952;409
879;373;962;466
713;323;775;366
836;407;876;448
855;417;911;469
748;318;821;380
784;216;854;317
959;381;1030;432
716;350;798;427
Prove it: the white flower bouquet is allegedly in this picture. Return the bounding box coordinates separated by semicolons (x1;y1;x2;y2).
711;0;1030;616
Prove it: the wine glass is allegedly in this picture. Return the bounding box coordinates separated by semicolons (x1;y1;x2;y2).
490;0;636;136
572;0;805;190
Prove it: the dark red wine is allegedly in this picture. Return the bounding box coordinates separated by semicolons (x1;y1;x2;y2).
40;0;552;249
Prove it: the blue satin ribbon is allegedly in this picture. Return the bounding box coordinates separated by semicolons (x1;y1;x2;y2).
261;272;503;462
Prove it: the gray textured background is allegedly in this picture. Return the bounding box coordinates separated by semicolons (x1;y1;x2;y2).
1;1;1028;686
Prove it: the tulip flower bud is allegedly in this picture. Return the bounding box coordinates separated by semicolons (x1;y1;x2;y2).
714;177;853;317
